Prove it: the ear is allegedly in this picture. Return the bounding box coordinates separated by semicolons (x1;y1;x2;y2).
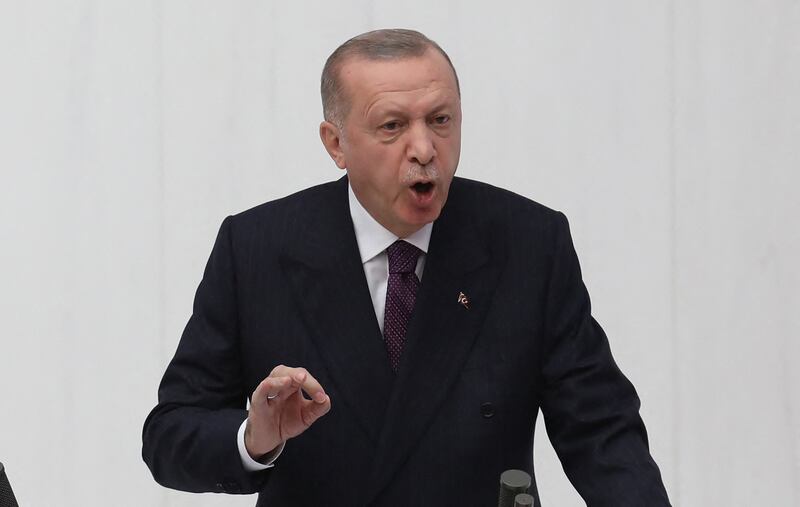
319;121;347;170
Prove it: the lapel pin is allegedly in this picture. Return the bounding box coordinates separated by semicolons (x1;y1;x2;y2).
457;291;470;309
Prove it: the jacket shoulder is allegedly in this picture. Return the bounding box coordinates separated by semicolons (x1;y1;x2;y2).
448;176;566;229
236;178;342;220
222;178;344;240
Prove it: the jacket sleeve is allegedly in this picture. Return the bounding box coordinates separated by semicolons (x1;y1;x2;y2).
539;212;671;506
142;216;269;495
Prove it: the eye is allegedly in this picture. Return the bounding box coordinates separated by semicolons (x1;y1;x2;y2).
381;121;402;132
432;115;450;126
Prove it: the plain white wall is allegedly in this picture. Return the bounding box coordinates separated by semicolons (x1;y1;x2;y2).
1;1;797;506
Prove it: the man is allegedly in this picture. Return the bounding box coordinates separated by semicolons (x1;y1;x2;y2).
143;29;671;506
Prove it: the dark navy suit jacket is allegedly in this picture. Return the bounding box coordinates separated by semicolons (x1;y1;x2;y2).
142;176;671;506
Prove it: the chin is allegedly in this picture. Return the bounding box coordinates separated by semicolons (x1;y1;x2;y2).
406;209;441;228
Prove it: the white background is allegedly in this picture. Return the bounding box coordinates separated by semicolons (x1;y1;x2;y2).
1;1;798;506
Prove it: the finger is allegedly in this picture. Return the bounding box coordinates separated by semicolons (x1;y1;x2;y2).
271;366;328;403
272;375;306;400
262;374;312;403
253;375;292;404
301;394;332;426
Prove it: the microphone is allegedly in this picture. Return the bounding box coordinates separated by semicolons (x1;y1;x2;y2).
497;469;532;507
0;462;19;507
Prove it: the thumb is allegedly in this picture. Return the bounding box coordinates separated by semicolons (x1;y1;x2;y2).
301;395;332;426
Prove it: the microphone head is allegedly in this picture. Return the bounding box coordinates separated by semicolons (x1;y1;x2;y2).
497;469;531;507
514;493;535;506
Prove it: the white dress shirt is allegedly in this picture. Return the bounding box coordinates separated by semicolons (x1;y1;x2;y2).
237;183;432;471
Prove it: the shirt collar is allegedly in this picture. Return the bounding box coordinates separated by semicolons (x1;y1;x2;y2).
348;183;432;264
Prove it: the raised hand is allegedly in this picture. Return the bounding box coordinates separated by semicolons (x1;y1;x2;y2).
244;365;332;460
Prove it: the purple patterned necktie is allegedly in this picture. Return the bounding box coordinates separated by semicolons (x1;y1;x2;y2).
383;240;422;371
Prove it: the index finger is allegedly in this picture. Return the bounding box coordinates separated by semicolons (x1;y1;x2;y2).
270;365;328;403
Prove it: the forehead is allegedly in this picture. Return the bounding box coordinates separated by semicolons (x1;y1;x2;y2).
338;51;460;114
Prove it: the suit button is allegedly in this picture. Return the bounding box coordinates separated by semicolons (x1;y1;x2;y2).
215;482;225;491
480;402;494;418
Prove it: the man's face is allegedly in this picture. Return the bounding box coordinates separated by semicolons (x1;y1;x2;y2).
320;49;462;237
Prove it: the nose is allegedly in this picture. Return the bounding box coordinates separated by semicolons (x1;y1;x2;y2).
405;122;436;166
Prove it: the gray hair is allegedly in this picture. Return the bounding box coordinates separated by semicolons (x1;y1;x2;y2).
321;29;460;127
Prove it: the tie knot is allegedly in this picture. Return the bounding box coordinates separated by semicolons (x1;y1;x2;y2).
386;240;422;274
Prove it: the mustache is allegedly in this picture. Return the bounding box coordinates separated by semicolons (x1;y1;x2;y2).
401;163;439;184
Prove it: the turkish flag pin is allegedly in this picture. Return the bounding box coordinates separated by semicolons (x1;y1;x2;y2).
457;292;470;309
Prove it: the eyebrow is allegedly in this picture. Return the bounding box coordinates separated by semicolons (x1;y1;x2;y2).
368;100;455;119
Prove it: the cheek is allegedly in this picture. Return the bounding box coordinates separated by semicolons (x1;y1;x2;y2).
374;150;407;184
437;135;459;156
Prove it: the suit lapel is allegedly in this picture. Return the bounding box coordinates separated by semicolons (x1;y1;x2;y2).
363;180;503;503
282;177;394;444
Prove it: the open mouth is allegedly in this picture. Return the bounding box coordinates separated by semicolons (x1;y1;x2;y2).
411;181;434;194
